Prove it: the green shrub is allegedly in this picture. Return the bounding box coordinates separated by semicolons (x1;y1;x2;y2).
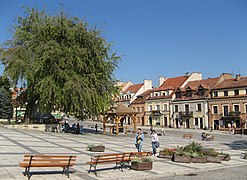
131;156;153;163
160;148;177;155
87;144;95;151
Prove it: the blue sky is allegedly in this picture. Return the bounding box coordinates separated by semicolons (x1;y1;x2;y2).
1;0;247;85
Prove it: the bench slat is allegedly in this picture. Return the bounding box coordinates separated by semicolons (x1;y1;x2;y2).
20;163;76;167
24;155;77;158
22;158;76;162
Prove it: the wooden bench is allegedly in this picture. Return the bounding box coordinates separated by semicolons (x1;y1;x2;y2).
183;134;193;139
19;154;77;179
87;152;152;176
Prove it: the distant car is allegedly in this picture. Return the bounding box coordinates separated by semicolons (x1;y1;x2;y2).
30;113;56;124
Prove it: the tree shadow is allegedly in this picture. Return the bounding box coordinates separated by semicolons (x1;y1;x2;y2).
222;140;247;150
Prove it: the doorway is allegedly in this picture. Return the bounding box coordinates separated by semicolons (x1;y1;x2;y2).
164;116;168;127
142;117;145;126
214;120;219;130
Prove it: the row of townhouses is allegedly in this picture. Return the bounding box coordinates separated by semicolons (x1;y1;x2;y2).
116;72;247;130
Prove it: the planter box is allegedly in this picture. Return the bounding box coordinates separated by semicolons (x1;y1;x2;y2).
158;153;173;159
131;161;153;171
190;157;207;163
91;146;105;152
172;155;191;163
219;154;230;161
206;156;222;163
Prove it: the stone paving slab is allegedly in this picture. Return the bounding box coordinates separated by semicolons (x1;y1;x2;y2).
0;126;246;180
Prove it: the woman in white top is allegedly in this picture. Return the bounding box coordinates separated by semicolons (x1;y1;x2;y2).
151;130;159;156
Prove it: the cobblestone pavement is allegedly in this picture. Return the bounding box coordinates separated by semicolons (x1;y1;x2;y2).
0;125;246;180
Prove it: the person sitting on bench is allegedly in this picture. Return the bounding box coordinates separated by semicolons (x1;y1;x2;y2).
201;132;206;140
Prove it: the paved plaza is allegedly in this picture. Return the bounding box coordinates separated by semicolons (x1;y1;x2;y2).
0;124;247;180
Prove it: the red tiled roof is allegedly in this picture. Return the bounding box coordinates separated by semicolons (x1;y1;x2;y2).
124;83;143;93
174;77;220;101
131;89;152;104
213;76;247;90
157;76;189;91
185;77;220;90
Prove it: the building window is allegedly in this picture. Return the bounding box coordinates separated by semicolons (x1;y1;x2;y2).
213;92;218;97
223;105;229;116
133;107;135;111
137;117;140;123
234;104;240;112
213;106;218;114
245;104;247;113
141;107;144;112
137;107;140;112
224;91;228;96
156;105;160;110
198;87;204;96
155;93;158;96
175;92;181;98
246;89;247;95
234;90;239;96
185;104;189;113
186;90;192;97
163;104;167;111
149;105;152;111
197;104;202;111
175;105;178;112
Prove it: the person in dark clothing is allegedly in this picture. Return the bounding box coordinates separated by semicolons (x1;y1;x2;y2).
95;123;98;133
76;123;80;134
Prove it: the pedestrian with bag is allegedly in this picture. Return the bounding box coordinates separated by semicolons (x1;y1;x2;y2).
151;130;159;156
135;128;144;152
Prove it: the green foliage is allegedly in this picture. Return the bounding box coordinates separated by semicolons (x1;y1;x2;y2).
160;148;176;155
175;142;220;157
1;8;120;120
87;144;95;151
182;142;202;154
201;148;219;157
0;88;13;119
131;156;153;163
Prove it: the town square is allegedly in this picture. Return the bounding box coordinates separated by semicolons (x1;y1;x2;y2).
0;122;247;179
0;0;247;179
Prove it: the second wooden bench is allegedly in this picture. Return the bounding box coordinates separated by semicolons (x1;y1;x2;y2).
87;151;152;176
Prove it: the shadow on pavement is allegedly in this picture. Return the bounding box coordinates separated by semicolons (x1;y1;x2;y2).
222;140;247;150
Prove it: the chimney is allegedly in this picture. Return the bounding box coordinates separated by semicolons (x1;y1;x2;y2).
217;73;233;85
158;76;167;86
185;72;190;76
235;74;241;81
143;80;152;91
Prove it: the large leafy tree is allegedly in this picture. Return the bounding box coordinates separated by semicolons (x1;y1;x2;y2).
1;8;120;120
0;76;12;120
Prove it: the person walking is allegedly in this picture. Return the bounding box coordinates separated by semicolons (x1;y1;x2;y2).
228;123;231;134
76;122;80;135
95;123;98;133
135;128;144;152
151;130;159;156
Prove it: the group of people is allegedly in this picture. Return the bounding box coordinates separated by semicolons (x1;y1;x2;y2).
201;132;212;141
62;121;84;134
134;128;160;156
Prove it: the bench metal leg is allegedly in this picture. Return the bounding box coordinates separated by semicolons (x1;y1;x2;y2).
24;167;28;176
88;165;97;176
23;167;31;179
62;167;70;178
